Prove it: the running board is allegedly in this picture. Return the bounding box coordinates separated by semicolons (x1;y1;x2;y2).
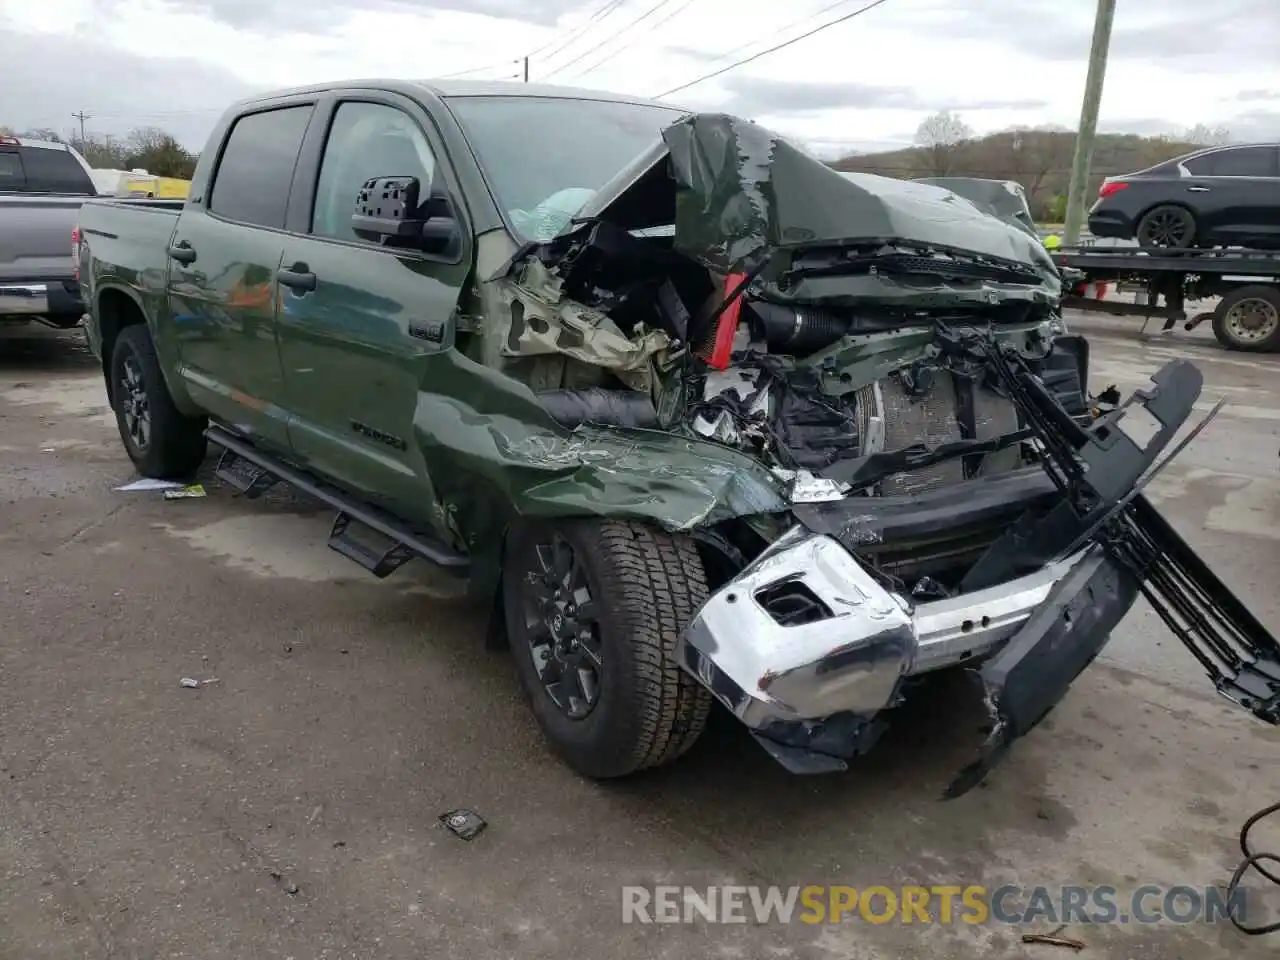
205;426;469;578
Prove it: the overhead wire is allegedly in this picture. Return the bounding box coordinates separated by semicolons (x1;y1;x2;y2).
434;0;627;82
541;0;683;81
561;0;704;83
654;0;892;99
529;0;629;68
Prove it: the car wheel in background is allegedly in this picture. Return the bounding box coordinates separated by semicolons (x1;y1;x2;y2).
503;518;712;778
109;324;208;478
1212;286;1280;353
1136;204;1197;248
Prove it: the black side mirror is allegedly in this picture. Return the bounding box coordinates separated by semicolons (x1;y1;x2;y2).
351;175;459;256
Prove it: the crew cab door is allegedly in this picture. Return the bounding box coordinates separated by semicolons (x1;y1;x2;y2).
165;102;316;451
1180;145;1280;245
274;93;472;524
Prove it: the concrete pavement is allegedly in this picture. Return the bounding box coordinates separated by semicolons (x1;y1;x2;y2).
1;317;1278;959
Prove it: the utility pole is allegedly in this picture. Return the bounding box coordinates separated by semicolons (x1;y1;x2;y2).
1063;0;1116;245
523;56;529;82
71;110;91;142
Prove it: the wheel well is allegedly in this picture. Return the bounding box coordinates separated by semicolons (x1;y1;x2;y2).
96;288;146;401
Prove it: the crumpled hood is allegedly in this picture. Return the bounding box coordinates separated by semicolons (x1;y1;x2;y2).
912;177;1041;238
575;112;1060;287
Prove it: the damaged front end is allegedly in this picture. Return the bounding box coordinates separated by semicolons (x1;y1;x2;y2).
471;111;1280;786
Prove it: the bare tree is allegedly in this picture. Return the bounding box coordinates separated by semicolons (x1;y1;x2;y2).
914;110;973;175
1182;123;1232;146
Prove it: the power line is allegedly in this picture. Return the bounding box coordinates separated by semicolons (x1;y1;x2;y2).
562;0;703;83
71;110;91;140
530;0;628;68
437;58;523;79
542;0;682;81
658;0;858;83
655;0;892;99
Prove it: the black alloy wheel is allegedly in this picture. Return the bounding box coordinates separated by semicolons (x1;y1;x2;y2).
520;533;603;720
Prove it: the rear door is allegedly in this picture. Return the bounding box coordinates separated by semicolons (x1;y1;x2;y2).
1181;145;1280;244
274;92;472;522
166;102;316;451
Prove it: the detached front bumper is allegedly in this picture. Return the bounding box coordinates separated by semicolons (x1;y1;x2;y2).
675;527;1134;774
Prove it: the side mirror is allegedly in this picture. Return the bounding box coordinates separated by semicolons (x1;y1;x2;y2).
351;175;460;256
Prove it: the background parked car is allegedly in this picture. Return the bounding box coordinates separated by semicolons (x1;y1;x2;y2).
1088;142;1280;250
0;135;97;330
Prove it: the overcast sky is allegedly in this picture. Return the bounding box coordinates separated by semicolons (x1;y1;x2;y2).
2;0;1278;158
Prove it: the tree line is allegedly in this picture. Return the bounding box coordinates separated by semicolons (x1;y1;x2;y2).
0;125;199;179
834;110;1234;221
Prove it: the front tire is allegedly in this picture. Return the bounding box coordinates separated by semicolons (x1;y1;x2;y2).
109;324;207;478
504;519;712;778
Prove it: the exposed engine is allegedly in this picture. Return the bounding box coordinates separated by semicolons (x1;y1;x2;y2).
490;188;1087;591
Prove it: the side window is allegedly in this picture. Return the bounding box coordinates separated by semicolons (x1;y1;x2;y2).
311;101;437;243
209;105;314;228
1185;146;1275;177
0;151;25;190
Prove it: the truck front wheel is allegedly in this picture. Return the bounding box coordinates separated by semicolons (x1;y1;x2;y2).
503;519;713;778
109;325;208;478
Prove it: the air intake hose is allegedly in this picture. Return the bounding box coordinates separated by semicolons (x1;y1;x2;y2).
746;301;851;355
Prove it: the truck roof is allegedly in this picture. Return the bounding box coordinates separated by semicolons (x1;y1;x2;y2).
231;78;683;111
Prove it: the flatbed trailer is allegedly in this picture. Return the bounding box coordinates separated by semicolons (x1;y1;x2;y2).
1049;245;1280;352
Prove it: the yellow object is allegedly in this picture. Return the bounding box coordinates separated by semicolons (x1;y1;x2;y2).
1043;232;1062;249
124;174;191;199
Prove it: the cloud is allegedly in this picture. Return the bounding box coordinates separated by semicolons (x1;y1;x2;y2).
718;77;1047;117
1237;89;1280;102
0;26;256;148
149;0;585;31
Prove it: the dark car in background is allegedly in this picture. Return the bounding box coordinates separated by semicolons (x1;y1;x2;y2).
1088;142;1280;249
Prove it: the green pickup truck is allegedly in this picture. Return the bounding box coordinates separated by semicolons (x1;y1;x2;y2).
77;80;1279;788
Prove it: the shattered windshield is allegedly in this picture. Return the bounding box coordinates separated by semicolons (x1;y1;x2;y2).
445;95;688;242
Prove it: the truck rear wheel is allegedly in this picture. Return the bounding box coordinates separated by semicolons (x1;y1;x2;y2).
503;519;712;778
109;324;207;478
1211;286;1280;353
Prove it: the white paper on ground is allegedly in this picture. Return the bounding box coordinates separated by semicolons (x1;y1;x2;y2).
116;478;184;492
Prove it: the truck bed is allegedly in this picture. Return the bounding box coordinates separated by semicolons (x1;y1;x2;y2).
77;199;183;313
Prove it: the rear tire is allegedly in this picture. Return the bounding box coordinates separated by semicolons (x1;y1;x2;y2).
1136;204;1197;248
1211;286;1280;353
504;519;712;778
109;324;207;478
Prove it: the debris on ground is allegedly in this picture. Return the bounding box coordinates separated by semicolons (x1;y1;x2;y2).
116;478;185;492
1021;926;1086;950
439;809;487;840
163;483;206;500
179;677;220;688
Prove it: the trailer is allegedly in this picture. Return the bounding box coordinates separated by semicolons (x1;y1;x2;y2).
1049;246;1280;352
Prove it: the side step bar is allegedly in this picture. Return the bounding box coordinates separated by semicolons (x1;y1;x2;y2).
206;426;469;579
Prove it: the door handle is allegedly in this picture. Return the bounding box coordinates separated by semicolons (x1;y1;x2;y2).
167;241;197;264
276;262;317;293
1187;185;1211;192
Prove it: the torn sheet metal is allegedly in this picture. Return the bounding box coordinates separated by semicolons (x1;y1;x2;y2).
498;259;672;393
574;112;1062;303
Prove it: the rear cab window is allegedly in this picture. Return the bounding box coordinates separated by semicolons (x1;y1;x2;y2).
209;105;315;228
0;143;95;194
1183;146;1279;177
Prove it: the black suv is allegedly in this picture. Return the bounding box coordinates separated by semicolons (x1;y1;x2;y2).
1088;142;1280;249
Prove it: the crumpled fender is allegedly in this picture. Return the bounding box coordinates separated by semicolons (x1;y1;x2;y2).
411;350;788;594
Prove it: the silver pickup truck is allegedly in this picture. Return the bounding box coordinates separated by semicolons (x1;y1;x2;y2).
0;136;97;330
